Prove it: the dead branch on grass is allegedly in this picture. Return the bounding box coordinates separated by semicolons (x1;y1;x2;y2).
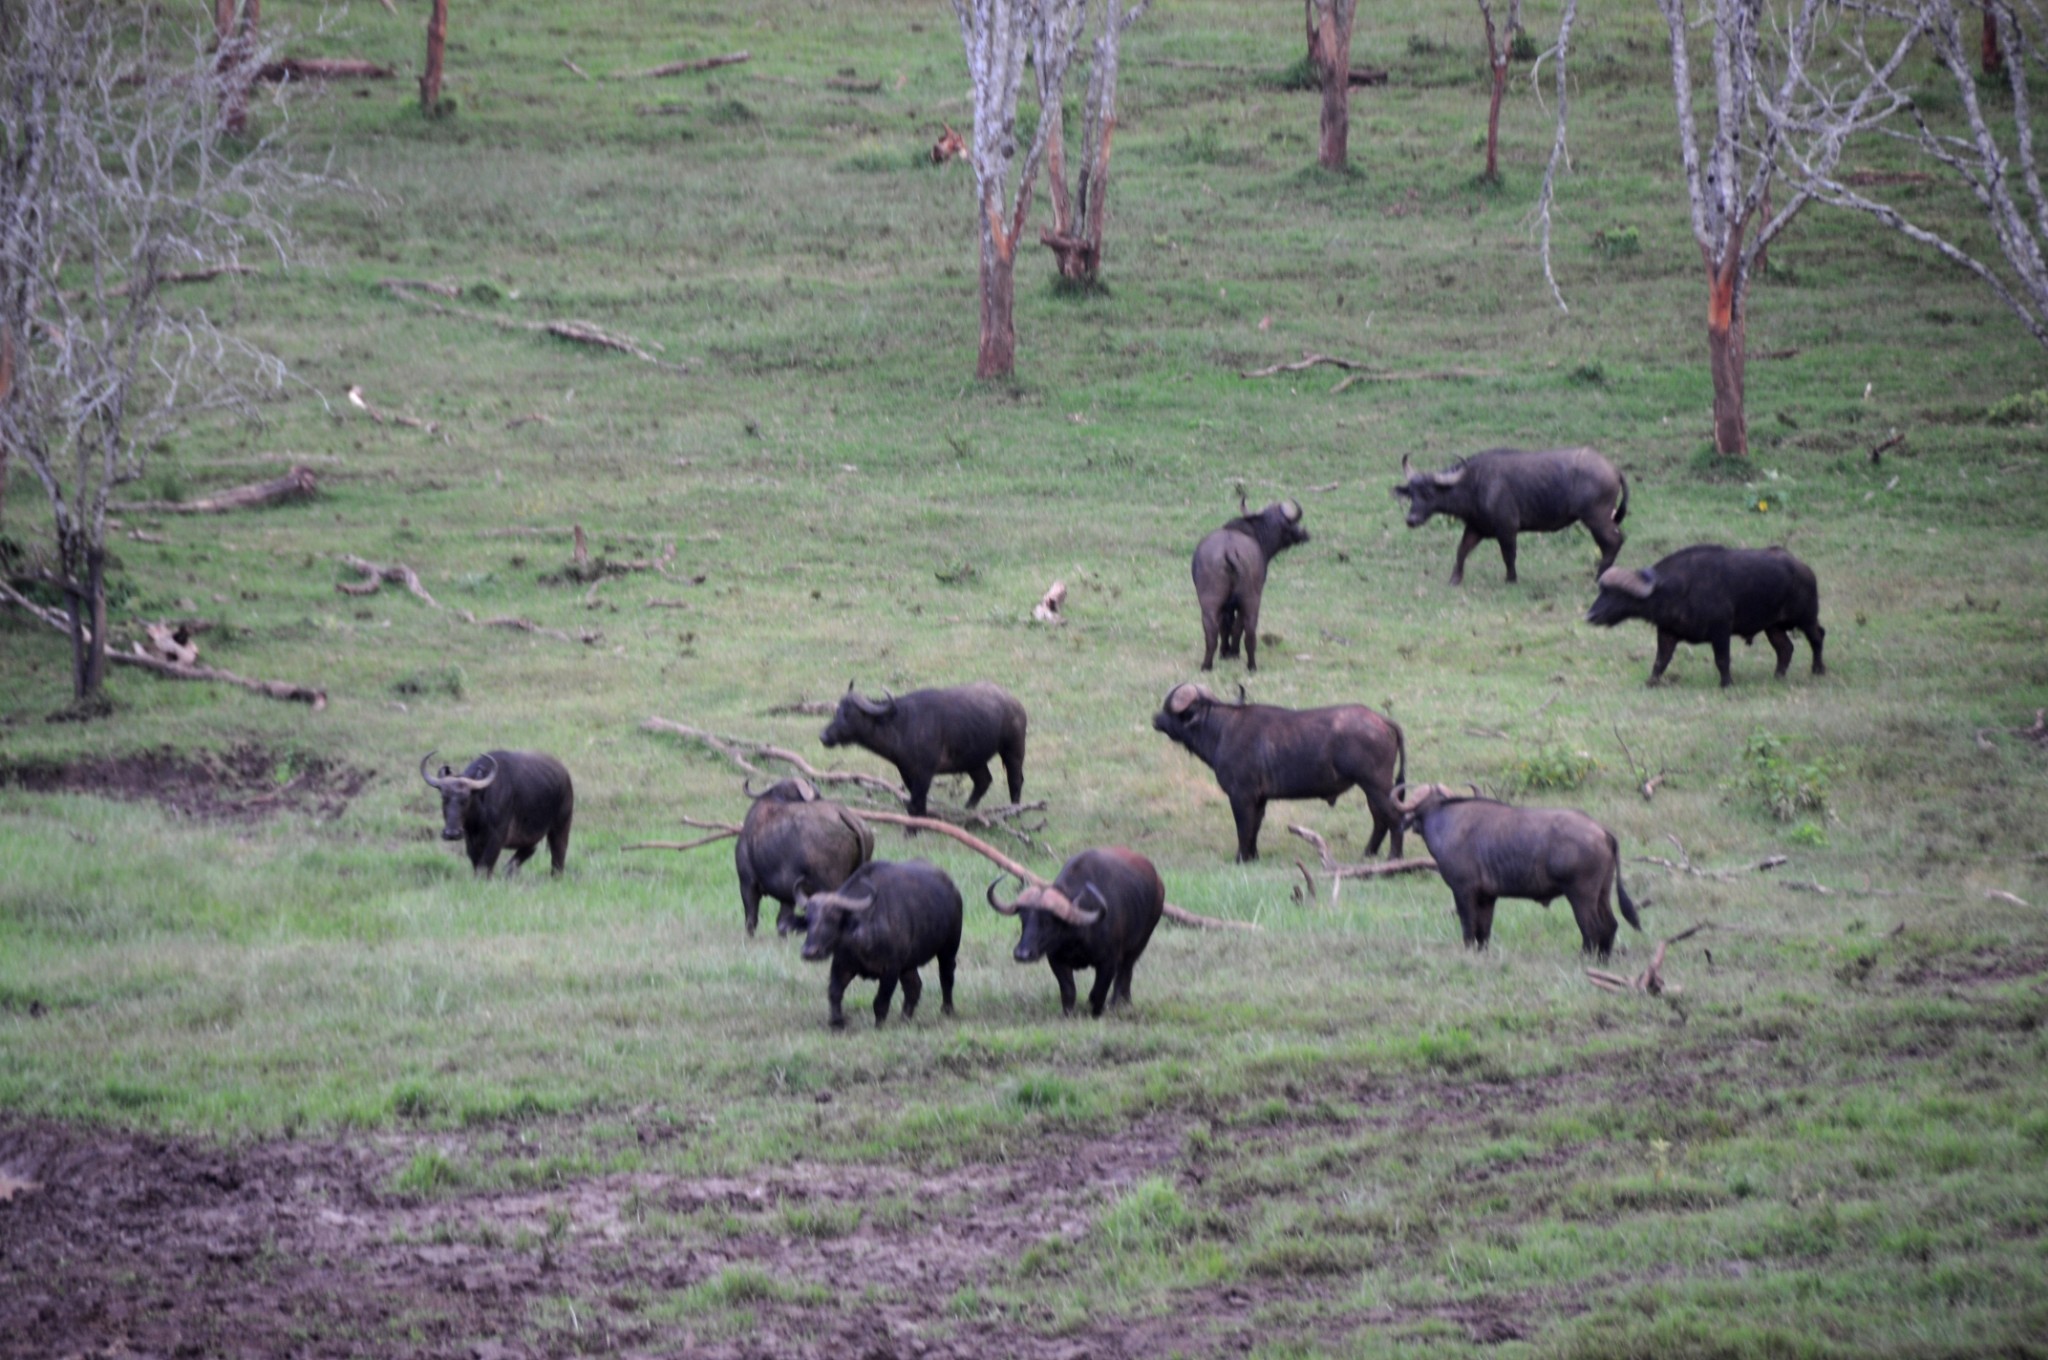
506;411;554;429
1611;724;1671;801
258;58;393;81
1287;823;1439;906
1033;579;1067;624
346;385;440;434
622;815;743;854
641;717;905;801
1636;835;1785;880
1241;351;1371;378
615;51;750;78
336;555;446;609
561;57;591;81
378;279;688;374
485;616;601;645
113;465;317;514
1869;430;1905;464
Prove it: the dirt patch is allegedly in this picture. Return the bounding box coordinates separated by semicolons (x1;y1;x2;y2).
0;1114;1567;1359
0;743;372;822
1895;946;2048;989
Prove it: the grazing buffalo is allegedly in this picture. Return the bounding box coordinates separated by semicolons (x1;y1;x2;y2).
1392;446;1628;585
1585;543;1826;688
733;777;874;938
820;681;1027;819
1152;683;1406;863
1191;498;1310;672
798;859;962;1029
987;847;1165;1018
420;750;574;878
1396;783;1641;959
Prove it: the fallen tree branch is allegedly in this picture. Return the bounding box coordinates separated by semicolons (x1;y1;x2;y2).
852;809;1256;932
258;57;393;81
615;51;750;78
485;616;601;645
1033;579;1067;624
1636;835;1786;880
623;816;742;854
1330;367;1500;392
347;384;440;434
379;279;689;374
336;555;446;609
1288;824;1438;906
561;57;591;81
1869;430;1905;464
113;465;317;514
641;716;905;801
1241;350;1371;378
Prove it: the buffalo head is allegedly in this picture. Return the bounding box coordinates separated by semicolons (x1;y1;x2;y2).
421;750;497;840
797;885;877;961
820;682;896;749
1391;454;1469;529
986;874;1105;963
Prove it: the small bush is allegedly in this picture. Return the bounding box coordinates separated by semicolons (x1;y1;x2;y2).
1511;744;1597;792
1509;30;1539;61
1592;225;1640;258
392;665;465;700
1746;729;1832;822
393;1148;468;1196
1986;389;2048;426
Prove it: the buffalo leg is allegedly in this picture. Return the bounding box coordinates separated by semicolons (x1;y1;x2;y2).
1647;630;1679;685
1571;890;1618;961
827;960;855;1029
1363;785;1403;858
938;949;957;1015
1050;962;1079;1015
471;832;507;878
1710;632;1735;687
1803;621;1827;675
1766;627;1795;678
898;968;922;1021
1471;895;1498;950
1229;792;1267;862
904;772;933;820
1216;601;1240;660
871;973;899;1026
1112;959;1137;1009
1086;967;1115;1018
547;816;571;876
1001;749;1025;805
1450;526;1485;585
964;763;993;808
506;843;538;875
739;875;762;937
1242;594;1263;672
1497;533;1520;584
1452;889;1480;946
1585;512;1624;576
1200;606;1222;671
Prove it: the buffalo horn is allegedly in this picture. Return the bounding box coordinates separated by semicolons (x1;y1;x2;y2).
1235;683;1247;706
1597;566;1655;599
420;751;447;790
807;888;875;915
743;776;766;799
1280;499;1302;523
986;875;1021;915
465;754;498;792
1026;883;1102;927
1400;453;1413;478
1466;783;1483;799
849;688;892;717
1165;683;1201;716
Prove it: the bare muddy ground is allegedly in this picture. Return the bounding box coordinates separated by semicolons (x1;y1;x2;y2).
0;744;372;823
0;1115;1555;1359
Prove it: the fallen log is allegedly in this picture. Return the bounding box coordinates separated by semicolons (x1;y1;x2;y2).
113;465;317;515
616;51;750;78
258;57;393;81
347;385;440;434
336;555;446;609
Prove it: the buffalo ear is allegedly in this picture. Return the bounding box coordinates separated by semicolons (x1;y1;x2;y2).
1391;483;1413;500
438;765;454;778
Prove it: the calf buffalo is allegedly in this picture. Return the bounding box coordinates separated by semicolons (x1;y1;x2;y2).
1392;446;1628;585
1191;499;1310;672
420;750;574;878
1585;543;1825;687
1396;783;1641;959
820;681;1027;818
798;859;962;1029
987;847;1165;1017
1152;683;1406;863
733;777;874;938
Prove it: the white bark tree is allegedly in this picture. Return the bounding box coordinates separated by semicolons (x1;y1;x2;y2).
1039;0;1152;284
952;0;1085;379
1780;0;2048;351
0;0;315;707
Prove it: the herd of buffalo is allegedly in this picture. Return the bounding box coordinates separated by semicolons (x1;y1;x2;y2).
421;446;1827;1028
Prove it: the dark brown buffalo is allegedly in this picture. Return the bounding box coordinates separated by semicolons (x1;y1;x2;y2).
1191;498;1309;672
1152;683;1406;863
419;749;574;878
1396;783;1641;959
987;847;1165;1017
1392;446;1628;585
799;859;962;1029
733;777;874;938
1585;543;1825;687
819;681;1027;818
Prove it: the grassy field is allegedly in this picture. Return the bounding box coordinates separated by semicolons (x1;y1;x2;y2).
3;0;2047;1355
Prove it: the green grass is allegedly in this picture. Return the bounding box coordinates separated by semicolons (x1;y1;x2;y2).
4;0;2048;1354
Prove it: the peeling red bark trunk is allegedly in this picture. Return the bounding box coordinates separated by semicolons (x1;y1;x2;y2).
1706;251;1749;457
977;191;1019;379
1307;2;1356;171
1484;55;1508;181
420;0;449;111
1983;11;2003;76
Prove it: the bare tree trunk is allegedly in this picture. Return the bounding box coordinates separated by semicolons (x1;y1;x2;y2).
1485;56;1508;181
0;324;13;530
215;0;257;134
1307;0;1358;171
1705;244;1749;457
421;0;448;111
977;194;1019;378
1983;9;2003;74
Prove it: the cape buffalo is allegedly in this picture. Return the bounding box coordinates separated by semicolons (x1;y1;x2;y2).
1396;783;1641;959
799;859;962;1029
987;847;1165;1017
1191;498;1310;672
820;681;1027;819
733;777;875;938
420;750;574;878
1152;683;1406;863
1392;446;1628;585
1585;543;1825;688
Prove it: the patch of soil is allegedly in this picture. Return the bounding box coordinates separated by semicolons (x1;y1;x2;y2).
0;1115;1558;1360
1895;947;2048;988
0;743;372;822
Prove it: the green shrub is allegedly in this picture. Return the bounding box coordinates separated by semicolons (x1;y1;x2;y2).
1986;389;2048;426
1512;744;1597;792
1592;225;1640;257
1745;729;1832;822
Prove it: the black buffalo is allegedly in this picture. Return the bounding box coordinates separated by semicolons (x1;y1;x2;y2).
798;859;962;1029
987;847;1165;1017
1585;543;1825;688
420;750;574;878
733;777;874;938
1152;683;1407;863
820;681;1027;819
1396;783;1641;959
1392;446;1628;585
1191;498;1310;672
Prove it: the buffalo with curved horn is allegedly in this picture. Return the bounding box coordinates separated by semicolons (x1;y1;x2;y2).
733;777;874;938
1585;543;1825;687
799;859;962;1029
819;681;1026;819
1191;497;1310;672
420;749;574;878
988;846;1165;1017
1393;446;1627;585
1393;782;1640;959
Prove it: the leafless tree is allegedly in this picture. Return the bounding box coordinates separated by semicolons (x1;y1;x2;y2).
214;0;261;135
952;0;1085;379
1478;0;1526;183
1779;0;2048;352
421;0;449;113
0;0;318;707
1039;0;1152;284
1306;0;1361;171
